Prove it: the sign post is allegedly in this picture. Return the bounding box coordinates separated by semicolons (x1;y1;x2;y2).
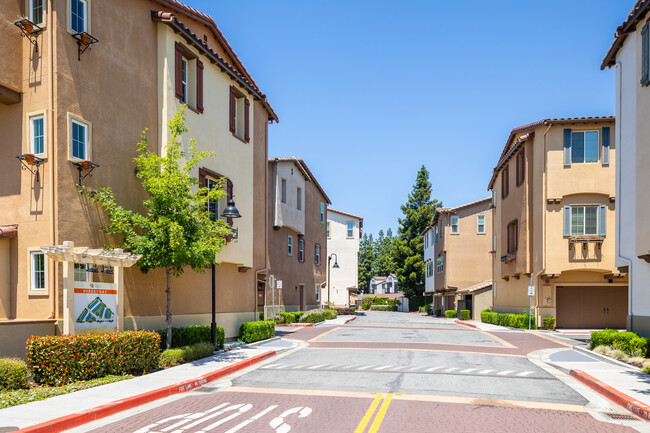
528;274;535;330
269;275;275;319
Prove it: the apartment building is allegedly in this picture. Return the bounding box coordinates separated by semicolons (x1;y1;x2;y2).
488;117;626;329
327;209;363;306
369;274;398;294
267;157;330;313
0;0;276;356
602;0;650;336
422;198;492;319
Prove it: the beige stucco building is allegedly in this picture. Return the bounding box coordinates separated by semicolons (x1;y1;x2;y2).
0;0;277;357
602;0;650;337
267;157;330;314
488;117;627;329
327;209;363;306
422;198;492;320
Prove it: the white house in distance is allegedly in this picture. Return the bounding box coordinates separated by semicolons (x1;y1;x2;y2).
326;209;363;306
602;1;650;336
369;274;399;294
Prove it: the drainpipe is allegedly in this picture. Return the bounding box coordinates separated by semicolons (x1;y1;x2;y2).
613;62;634;330
47;0;56;320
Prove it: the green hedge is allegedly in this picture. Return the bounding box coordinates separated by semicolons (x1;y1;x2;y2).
240;320;275;343
543;317;556;331
460;310;470;320
591;330;649;357
155;325;224;350
445;310;457;318
299;309;326;323
159;342;215;368
480;309;537;329
408;296;429;312
26;331;160;386
323;309;338;320
0;358;29;391
370;305;397;311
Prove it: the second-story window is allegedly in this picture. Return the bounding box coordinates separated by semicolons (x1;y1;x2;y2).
516;148;525;186
181;58;188;103
29;0;44;25
450;216;459;234
175;43;204;113
315;244;321;265
506;220;518;254
347;221;354;238
297;187;302;210
70;0;87;33
436;256;444;274
320;203;325;223
564;205;606;237
29;113;45;156
327;222;330;239
477;215;486;234
501;165;510;199
643;22;650;86
434;225;438;242
298;238;304;262
570;131;599;164
69;115;90;161
287;235;293;256
281;179;287;203
229;86;250;142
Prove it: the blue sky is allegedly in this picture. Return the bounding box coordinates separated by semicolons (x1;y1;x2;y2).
193;0;632;237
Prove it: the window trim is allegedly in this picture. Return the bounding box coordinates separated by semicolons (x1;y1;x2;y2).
181;57;188;104
67;0;90;35
297;187;302;211
287;235;293;256
569;130;600;164
450;215;459;235
298;238;304;263
27;248;48;296
346;221;354;239
320;203;325;224
27;110;47;157
67;113;91;162
27;0;46;26
477;215;486;234
315;243;321;265
566;205;603;237
436;255;444;274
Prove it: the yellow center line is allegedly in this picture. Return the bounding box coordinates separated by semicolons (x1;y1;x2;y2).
353;393;384;433
368;393;393;433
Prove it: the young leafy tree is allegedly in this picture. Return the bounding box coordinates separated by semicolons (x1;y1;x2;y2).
394;166;440;298
357;233;375;293
81;108;231;349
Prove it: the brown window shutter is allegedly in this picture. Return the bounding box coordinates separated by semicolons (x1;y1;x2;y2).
229;87;236;133
314;244;318;264
519;148;525;185
226;179;233;226
514;219;518;252
507;223;510;253
198;168;207;188
175;42;184;101
244;98;250;142
196;60;204;113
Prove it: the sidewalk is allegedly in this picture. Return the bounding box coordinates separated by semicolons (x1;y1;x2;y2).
0;338;295;432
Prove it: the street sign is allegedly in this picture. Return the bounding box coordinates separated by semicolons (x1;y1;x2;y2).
269;275;275;289
528;286;535;297
277;280;283;289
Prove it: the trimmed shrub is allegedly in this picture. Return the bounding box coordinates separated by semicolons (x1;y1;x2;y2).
323;309;338;320
371;305;397;311
543;317;556;331
362;298;373;310
418;306;426;313
0;358;29;391
239;320;275;343
292;312;304;323
643;365;650;375
445;310;457;318
159;342;215;368
299;309;326;323
591;330;649;357
435;309;442;317
26;331;160;386
278;312;296;324
259;311;264;321
155;325;224;350
460;310;470;320
480;310;537;329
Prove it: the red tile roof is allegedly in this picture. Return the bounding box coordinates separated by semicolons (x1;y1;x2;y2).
602;0;650;69
328;208;363;222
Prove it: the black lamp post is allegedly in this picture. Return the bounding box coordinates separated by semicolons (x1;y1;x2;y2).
211;195;241;349
327;253;339;306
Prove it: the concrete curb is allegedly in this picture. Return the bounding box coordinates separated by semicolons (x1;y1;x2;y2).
245;336;280;347
14;350;277;433
344;316;356;324
569;369;650;422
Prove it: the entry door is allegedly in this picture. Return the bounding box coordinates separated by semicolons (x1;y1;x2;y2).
299;284;305;310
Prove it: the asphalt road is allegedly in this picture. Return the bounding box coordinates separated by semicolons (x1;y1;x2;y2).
79;312;644;432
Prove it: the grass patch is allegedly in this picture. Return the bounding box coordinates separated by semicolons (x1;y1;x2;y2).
0;375;133;409
159;342;215;368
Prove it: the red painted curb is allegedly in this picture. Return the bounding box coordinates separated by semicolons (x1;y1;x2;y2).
344;316;357;324
454;320;477;329
15;350;277;433
570;369;650;421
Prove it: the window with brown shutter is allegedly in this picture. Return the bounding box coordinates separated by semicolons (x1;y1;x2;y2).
501;165;509;199
174;42;203;113
229;87;236;133
516;148;525;187
506;219;518;254
244;98;250;142
175;42;184;100
196;60;204;113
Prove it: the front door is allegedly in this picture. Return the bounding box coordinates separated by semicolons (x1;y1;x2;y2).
299;284;305;310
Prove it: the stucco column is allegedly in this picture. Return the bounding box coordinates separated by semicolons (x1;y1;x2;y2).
114;265;124;332
62;260;75;335
0;240;10;319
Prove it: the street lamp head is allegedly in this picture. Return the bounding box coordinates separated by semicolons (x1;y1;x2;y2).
221;199;241;218
332;261;339;269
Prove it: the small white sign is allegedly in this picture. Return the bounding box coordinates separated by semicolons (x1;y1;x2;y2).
528;286;535;297
277;280;283;289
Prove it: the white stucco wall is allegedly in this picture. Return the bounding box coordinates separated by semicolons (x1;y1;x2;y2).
272;162;306;234
327;210;361;305
423;227;434;293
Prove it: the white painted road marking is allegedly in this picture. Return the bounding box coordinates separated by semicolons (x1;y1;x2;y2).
425;367;443;372
516;371;533;377
497;371;513;376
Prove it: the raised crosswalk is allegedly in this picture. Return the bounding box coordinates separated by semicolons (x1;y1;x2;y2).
260;362;539;378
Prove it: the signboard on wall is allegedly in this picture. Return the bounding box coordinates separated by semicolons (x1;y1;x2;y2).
74;282;117;329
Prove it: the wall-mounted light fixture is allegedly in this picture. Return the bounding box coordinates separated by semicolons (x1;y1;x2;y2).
16;153;45;183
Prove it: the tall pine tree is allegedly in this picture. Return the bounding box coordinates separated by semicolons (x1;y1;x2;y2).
394;166;440;298
357;233;375;293
374;228;395;277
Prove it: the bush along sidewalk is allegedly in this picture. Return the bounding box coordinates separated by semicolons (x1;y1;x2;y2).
480;309;537;329
0;358;29;391
445;310;457;318
590;330;650;374
159;342;216;368
240;320;276;343
155;325;224;350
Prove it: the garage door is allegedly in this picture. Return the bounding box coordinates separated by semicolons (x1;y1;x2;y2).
556;286;627;329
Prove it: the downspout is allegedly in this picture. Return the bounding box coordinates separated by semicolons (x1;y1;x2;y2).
47;0;56;320
613;62;634;330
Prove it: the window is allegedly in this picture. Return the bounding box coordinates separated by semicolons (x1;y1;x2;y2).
174;43;204;113
69;115;90;161
506;220;518;254
297;187;302;210
287;235;293;256
564;205;607;237
29;113;45;156
436;256;444;274
501;165;509;199
426;261;434;277
434;225;438;242
315;244;321;265
347;221;354;238
320;203;325;223
315;283;320;302
70;0;87;33
516;148;525;186
424;232;428;249
477;215;486;234
229;86;250;142
298;238;304;262
642;21;649;86
281;179;287;203
74;263;88;282
29;0;44;25
181;58;188;103
30;251;46;292
569;131;599;164
206;177;220;222
327;222;330;239
450;216;459;234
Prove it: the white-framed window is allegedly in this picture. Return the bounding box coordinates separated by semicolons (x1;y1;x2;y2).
346;221;354;238
281;178;287;203
436;256;444;274
320;203;325;223
450;216;459;234
426;261;433;277
315;283;320;302
564;205;606;237
299;238;304;262
206;177;226;222
327;222;330;239
297;187;302;210
69;0;87;33
181;57;188;103
28;249;47;294
434;225;438;242
287;235;293;256
477;215;486;234
74;263;88;282
570;130;599;164
424;231;428;249
315;244;321;265
28;0;45;25
28;112;46;156
68;114;91;161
